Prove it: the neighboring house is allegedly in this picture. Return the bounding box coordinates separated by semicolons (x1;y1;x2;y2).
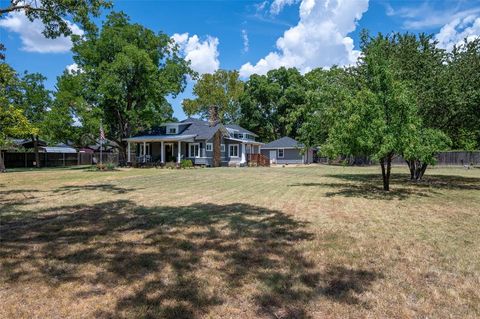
126;118;263;166
260;136;314;164
8;138;47;150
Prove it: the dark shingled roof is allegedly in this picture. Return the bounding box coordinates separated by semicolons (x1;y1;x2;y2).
262;136;304;149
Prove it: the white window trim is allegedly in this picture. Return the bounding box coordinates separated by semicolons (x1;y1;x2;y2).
278;148;285;158
166;125;178;134
189;143;200;158
139;143;151;155
221;144;225;152
206;143;213;151
229;144;239;158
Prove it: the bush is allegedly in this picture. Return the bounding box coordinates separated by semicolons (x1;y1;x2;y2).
164;162;177;169
96;162;116;171
180;159;193;169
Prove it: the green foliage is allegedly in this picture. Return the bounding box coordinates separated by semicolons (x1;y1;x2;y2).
55;12;193;157
403;128;451;166
183;69;243;123
0;63;37;147
0;0;112;38
239;67;306;142
180;159;193;169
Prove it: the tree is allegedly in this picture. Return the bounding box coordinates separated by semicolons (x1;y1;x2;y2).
44;71;101;147
239;67;306;142
323;34;420;191
183;69;244;123
403;129;451;180
0;0;111;38
298;67;356;148
0;63;37;172
182;69;244;167
58;12;193;160
444;39;480;149
14;72;52;167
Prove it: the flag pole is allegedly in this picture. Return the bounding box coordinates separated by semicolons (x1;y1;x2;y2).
100;121;103;166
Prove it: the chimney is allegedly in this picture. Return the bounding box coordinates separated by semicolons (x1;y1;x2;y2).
209;105;219;127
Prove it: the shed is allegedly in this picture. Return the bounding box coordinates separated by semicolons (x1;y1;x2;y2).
260;137;314;164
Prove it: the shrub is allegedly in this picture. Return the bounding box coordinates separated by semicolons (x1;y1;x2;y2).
96;162;116;171
180;159;193;169
164;162;177;169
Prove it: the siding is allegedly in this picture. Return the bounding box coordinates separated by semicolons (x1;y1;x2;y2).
261;148;308;164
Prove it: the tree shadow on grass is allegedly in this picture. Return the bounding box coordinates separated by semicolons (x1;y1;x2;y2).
52;183;138;195
0;200;383;318
289;172;480;200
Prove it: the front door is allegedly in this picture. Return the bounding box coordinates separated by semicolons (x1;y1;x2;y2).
165;143;174;162
269;150;277;164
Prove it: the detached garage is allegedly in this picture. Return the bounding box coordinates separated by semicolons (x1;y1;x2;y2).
260;136;314;164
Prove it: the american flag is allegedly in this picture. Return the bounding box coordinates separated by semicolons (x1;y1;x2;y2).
99;124;105;141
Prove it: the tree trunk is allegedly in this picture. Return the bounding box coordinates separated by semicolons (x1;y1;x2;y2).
380;154;392;191
406;159;428;181
0;151;5;172
33;135;40;168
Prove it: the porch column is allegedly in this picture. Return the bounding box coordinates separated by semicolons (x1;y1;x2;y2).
143;141;146;162
161;141;164;163
177;141;181;163
240;143;246;164
127;141;131;162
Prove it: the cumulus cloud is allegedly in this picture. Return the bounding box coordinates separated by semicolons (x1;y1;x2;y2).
0;11;83;53
239;0;369;77
172;33;220;74
270;0;299;15
435;15;480;51
242;29;249;53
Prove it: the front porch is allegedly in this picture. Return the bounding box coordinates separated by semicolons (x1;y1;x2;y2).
126;137;263;167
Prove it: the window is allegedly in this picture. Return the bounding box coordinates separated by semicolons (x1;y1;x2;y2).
206;143;213;151
139;143;151;155
278;148;284;158
229;144;239;157
221;144;225;152
189;143;200;158
166;125;177;134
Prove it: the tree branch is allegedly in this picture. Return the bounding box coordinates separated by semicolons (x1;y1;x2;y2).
0;4;49;15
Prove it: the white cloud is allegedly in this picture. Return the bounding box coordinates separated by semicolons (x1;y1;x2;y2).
66;63;79;73
270;0;300;15
0;11;83;53
240;0;369;77
435;15;480;51
386;2;480;30
242;29;249;53
172;33;220;74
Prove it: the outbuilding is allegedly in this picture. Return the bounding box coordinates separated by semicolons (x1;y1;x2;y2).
260;136;314;164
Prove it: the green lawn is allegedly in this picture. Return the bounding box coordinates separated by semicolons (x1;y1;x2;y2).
1;165;479;318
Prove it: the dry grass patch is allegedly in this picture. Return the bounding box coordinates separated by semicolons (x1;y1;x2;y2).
1;165;479;318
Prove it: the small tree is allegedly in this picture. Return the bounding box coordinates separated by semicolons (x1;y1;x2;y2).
403;128;451;181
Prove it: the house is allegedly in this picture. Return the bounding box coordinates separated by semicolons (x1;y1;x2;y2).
260;136;314;164
126;118;263;166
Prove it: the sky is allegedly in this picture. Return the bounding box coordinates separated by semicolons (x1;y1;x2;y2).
2;0;480;119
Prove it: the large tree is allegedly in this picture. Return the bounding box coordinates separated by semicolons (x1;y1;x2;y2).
14;72;52;167
298;66;356;148
182;69;244;167
57;12;193;160
0;63;37;172
239;67;306;142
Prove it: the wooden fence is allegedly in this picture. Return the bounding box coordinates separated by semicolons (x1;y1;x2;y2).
322;151;480;166
2;151;119;168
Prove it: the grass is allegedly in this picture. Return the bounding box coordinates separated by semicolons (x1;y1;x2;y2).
1;165;479;318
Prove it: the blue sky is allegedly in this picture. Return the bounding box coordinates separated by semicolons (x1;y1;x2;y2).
2;0;480;119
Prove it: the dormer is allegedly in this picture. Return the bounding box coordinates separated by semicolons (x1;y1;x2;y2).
165;124;179;135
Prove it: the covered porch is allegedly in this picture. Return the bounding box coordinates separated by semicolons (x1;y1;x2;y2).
126;135;195;166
